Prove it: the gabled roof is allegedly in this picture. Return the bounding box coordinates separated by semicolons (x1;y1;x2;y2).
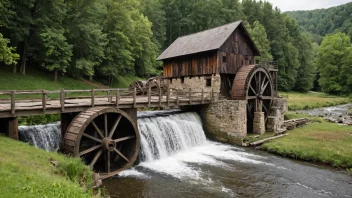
157;20;260;60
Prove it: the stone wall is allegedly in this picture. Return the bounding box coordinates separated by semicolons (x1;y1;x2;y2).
165;74;221;92
200;100;246;145
267;98;288;132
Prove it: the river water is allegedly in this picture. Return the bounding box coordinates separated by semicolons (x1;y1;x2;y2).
18;110;352;198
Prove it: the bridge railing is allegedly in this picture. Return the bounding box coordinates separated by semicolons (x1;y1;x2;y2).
0;88;220;115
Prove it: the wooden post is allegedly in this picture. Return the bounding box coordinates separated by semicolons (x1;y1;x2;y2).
107;90;110;102
116;89;120;108
133;87;137;108
91;88;95;107
8;117;18;140
189;88;191;104
159;88;162;107
11;91;15;115
176;89;179;106
60;88;65;112
148;86;151;107
201;88;204;104
167;87;170;107
42;90;46;112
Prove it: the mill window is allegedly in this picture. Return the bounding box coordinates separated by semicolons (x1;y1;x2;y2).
206;78;212;87
222;55;226;63
181;77;185;84
170;79;172;84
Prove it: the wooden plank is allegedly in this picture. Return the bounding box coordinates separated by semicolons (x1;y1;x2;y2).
11;91;15;115
60;88;65;112
8;117;18;140
91;88;95;107
116;89;119;108
133;87;136;108
148;86;151;107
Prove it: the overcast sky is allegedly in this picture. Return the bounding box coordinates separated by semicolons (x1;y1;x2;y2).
263;0;352;12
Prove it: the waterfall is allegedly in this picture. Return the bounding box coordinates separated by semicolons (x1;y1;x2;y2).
19;122;61;152
137;111;207;162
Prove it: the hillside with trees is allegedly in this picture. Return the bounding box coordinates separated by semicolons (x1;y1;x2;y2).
0;0;331;94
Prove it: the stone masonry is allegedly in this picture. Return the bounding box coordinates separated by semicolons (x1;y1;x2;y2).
165;74;221;92
253;112;265;134
200;100;247;145
266;98;288;132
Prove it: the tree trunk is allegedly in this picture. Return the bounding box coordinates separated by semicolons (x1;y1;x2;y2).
12;64;17;74
19;41;28;75
54;69;58;81
89;76;93;81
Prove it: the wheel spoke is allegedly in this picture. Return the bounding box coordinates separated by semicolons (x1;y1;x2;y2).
114;136;135;143
261;81;270;95
262;103;269;114
114;148;130;162
247;96;256;100
89;149;103;168
108;115;122;138
83;133;102;143
249;85;256;95
258;72;261;93
104;114;108;137
79;144;102;156
260;76;267;93
262;96;272;100
91;120;104;139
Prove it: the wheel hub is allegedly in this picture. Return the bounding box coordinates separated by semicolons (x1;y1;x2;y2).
103;138;116;151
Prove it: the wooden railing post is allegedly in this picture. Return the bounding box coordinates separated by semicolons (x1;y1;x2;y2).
189;88;192;104
148;86;151;107
60;88;65;112
167;87;170;107
133;87;137;108
201;88;204;104
107;90;111;102
91;88;95;107
116;89;120;108
42;90;46;112
11;91;15;115
159;88;162;107
176;89;179;106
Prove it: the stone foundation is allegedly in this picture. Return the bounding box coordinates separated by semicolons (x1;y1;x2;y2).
267;98;288;132
200;100;246;145
166;74;221;92
253;112;265;134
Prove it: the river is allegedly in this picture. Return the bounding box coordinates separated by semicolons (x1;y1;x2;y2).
18;110;352;198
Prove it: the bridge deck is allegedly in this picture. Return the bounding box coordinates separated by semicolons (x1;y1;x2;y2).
0;88;219;118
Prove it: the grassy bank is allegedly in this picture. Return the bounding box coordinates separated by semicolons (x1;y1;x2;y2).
0;136;96;197
260;114;352;170
280;92;351;111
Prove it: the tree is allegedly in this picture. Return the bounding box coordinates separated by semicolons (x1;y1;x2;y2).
247;21;273;62
40;28;72;81
0;33;19;65
317;32;351;94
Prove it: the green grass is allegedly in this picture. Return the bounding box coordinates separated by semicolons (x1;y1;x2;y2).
0;135;95;197
280;91;351;111
112;75;143;88
243;132;276;144
261;116;352;169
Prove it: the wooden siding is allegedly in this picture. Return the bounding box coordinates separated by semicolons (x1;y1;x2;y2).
163;51;218;78
218;27;255;74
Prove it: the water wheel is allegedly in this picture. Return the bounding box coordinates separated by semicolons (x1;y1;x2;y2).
232;65;273;132
63;107;140;179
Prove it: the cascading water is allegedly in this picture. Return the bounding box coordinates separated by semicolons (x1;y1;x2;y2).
138;111;206;162
19;122;61;152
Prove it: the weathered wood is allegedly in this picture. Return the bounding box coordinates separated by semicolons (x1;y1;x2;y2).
116;89;120;107
60;88;65;112
91;89;95;107
11;91;15;115
8;117;18;140
148;86;151;106
133;87;136;108
249;134;288;147
42;90;46;112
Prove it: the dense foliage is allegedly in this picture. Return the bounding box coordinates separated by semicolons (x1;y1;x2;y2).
287;2;352;43
0;0;324;93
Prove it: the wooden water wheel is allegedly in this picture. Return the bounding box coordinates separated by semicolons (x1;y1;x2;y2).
232;65;273;132
63;107;140;179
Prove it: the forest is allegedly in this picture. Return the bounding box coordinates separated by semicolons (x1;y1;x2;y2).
0;0;351;94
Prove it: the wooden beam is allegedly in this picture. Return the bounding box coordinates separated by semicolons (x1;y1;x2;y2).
116;89;119;108
60;88;65;112
11;91;15;115
42;90;46;113
91;88;95;107
8;117;18;140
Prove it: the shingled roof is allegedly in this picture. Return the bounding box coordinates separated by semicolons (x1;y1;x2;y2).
157;20;259;60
